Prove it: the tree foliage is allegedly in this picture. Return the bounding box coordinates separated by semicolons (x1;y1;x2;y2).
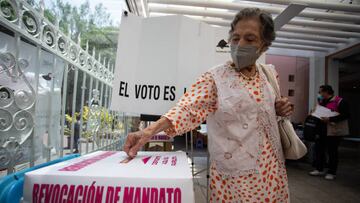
40;0;118;113
44;0;118;63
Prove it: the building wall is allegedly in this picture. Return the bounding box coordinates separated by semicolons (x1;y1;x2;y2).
265;54;310;123
339;62;360;137
309;55;326;110
267;47;326;113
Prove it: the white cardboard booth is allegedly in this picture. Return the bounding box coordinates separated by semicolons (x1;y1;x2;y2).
23;151;194;203
110;13;265;115
111;14;229;115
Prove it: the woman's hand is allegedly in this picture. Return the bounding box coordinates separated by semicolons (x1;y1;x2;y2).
123;130;152;158
123;117;173;159
275;97;294;117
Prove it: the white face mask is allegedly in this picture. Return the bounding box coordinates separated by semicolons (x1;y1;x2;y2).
230;44;261;71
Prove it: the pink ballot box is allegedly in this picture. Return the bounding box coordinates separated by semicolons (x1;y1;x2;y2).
23;151;194;203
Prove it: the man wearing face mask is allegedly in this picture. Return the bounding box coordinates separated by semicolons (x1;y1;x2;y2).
309;85;350;180
123;8;293;202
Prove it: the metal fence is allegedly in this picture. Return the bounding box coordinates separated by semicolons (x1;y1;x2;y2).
0;0;128;176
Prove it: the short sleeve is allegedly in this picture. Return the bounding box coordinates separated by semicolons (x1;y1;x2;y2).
163;72;218;136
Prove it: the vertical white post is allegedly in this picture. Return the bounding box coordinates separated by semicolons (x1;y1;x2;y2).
100;82;105;148
309;56;316;111
60;64;68;157
46;56;57;161
93;79;99;151
70;67;79;153
32;36;42;166
87;77;94;110
309;55;326;110
79;73;87;154
86;76;93;153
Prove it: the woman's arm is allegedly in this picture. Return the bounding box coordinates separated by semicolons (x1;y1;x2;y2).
123;72;217;158
163;72;217;136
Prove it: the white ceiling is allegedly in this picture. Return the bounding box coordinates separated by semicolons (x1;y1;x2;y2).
134;0;360;53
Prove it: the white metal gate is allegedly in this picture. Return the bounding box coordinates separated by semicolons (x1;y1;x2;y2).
0;0;128;176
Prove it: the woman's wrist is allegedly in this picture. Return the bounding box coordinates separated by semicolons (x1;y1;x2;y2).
142;128;154;138
142;117;172;138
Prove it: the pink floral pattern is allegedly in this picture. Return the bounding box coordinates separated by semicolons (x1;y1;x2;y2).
164;63;289;202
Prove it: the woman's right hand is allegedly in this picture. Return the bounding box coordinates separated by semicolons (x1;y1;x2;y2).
123;130;152;158
123;117;173;158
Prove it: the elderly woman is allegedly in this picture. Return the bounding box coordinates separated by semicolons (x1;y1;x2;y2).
124;8;293;202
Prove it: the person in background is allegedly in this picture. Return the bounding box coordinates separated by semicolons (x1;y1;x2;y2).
73;114;81;153
309;85;350;180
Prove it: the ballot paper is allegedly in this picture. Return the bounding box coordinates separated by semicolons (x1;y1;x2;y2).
311;105;339;119
23;151;194;203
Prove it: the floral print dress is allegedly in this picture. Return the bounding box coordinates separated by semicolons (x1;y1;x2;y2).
164;63;289;203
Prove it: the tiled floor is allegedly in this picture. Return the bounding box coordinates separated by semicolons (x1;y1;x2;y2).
285;146;360;203
187;140;360;203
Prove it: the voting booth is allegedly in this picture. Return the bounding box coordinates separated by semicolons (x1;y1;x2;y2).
111;14;229;115
23;151;194;203
110;13;265;116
